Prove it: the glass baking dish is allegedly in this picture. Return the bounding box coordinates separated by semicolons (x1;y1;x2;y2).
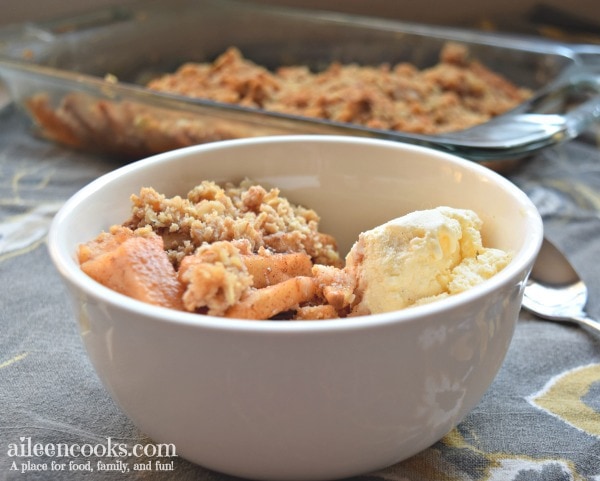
0;0;599;163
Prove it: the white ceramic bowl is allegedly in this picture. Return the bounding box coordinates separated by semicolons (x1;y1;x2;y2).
48;136;543;481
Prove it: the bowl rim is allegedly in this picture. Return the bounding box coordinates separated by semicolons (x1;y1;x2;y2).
48;135;544;334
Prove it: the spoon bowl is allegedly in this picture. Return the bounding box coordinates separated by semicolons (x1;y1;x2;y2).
522;238;600;332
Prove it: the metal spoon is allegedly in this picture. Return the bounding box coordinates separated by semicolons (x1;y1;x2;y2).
522;238;600;333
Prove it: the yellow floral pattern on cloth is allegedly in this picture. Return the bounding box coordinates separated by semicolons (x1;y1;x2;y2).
528;364;600;438
0;353;29;370
369;426;589;481
366;357;600;479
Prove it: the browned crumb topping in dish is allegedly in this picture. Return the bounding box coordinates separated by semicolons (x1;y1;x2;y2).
25;42;532;160
121;179;341;268
148;42;532;135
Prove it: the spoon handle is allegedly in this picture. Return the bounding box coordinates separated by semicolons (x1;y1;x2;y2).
572;314;600;334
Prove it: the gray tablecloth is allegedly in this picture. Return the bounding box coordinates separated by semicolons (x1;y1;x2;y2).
1;104;599;481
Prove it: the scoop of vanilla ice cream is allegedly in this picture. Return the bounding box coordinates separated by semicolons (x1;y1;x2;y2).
345;206;510;314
